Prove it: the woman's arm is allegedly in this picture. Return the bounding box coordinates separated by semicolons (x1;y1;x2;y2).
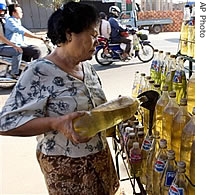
0;111;89;143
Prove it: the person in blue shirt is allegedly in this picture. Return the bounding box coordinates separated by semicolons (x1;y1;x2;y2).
108;6;131;60
0;2;23;79
4;3;44;62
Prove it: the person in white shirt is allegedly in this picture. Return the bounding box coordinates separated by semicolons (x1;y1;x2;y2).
98;12;111;39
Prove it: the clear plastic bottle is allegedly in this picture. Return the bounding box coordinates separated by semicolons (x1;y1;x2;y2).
160;149;177;195
172;57;187;104
146;131;160;195
73;96;139;137
155;50;164;85
160;52;171;91
162;91;179;149
189;140;195;195
132;71;140;98
171;98;191;161
155;85;169;138
180;107;195;177
126;132;136;157
150;49;159;82
152;138;168;195
168;161;189;195
144;75;152;91
165;55;176;92
154;83;161;95
187;73;195;114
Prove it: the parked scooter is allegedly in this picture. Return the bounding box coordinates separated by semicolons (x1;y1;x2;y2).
0;38;54;89
95;28;154;66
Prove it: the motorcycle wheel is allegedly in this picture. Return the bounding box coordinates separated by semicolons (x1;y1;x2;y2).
137;43;154;63
95;47;113;66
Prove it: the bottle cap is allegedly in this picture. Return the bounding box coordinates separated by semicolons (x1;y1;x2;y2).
159;50;164;53
162;85;169;91
169;91;176;98
149;80;155;84
146;76;151;80
166;52;171;55
180;98;187;106
192;107;195;115
128;132;136;137
154;84;160;88
133;142;140;148
137;131;144;136
154;49;159;52
167;149;175;159
177;161;186;169
170;54;176;58
159;139;167;148
141;73;146;76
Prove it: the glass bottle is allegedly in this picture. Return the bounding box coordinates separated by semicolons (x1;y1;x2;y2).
180;107;195;177
187;72;195;114
155;85;169;138
154;83;161;95
172;57;187;104
162;91;179;149
150;49;159;82
165;54;176;92
160;149;177;195
171;98;191;161
152;138;168;195
156;50;164;85
140;134;153;185
146;131;160;195
144;75;152;91
131;71;140;98
160;52;171;91
168;161;189;195
138;72;146;94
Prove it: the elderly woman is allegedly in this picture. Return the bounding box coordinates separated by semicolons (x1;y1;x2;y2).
0;2;120;194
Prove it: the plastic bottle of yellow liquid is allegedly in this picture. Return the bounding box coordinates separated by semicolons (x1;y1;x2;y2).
187;73;195;114
180;107;195;177
171;98;191;161
155;85;169;138
172;57;187;104
150;49;159;82
162;91;179;149
138;72;146;94
73;96;139;137
189;140;195;195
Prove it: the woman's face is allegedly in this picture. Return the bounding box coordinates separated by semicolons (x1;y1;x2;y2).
67;25;99;62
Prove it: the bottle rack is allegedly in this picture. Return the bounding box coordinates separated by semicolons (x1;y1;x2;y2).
112;129;146;195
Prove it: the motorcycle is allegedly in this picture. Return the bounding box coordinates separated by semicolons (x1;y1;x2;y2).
0;38;54;89
95;28;154;66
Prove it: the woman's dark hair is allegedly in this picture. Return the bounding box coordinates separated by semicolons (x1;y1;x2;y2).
47;2;99;45
8;3;21;16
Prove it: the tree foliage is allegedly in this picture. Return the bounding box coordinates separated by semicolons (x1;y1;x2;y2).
35;0;80;11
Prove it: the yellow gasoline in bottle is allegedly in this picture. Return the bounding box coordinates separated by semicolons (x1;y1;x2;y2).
155;85;169;138
171;98;191;161
162;91;179;149
187;72;195;114
189;140;195;195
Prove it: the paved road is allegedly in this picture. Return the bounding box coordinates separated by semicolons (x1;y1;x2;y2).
0;32;181;195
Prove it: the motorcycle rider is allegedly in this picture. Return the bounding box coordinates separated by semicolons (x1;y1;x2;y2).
108;6;131;60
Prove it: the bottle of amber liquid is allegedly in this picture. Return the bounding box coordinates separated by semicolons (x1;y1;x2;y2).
168;161;189;195
160;149;177;195
155;85;169;138
162;91;179;149
187;72;195;114
171;98;191;161
180;107;195;177
189;140;195;195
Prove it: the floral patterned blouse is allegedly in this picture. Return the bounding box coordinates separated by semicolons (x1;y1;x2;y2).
0;59;107;158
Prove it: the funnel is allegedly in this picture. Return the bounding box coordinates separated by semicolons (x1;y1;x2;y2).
137;90;160;136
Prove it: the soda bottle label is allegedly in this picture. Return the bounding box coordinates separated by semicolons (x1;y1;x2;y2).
173;70;186;83
142;138;152;151
164;171;176;186
130;153;142;163
154;159;166;172
168;184;184;195
151;60;158;70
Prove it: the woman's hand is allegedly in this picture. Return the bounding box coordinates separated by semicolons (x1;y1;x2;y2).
54;111;91;144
